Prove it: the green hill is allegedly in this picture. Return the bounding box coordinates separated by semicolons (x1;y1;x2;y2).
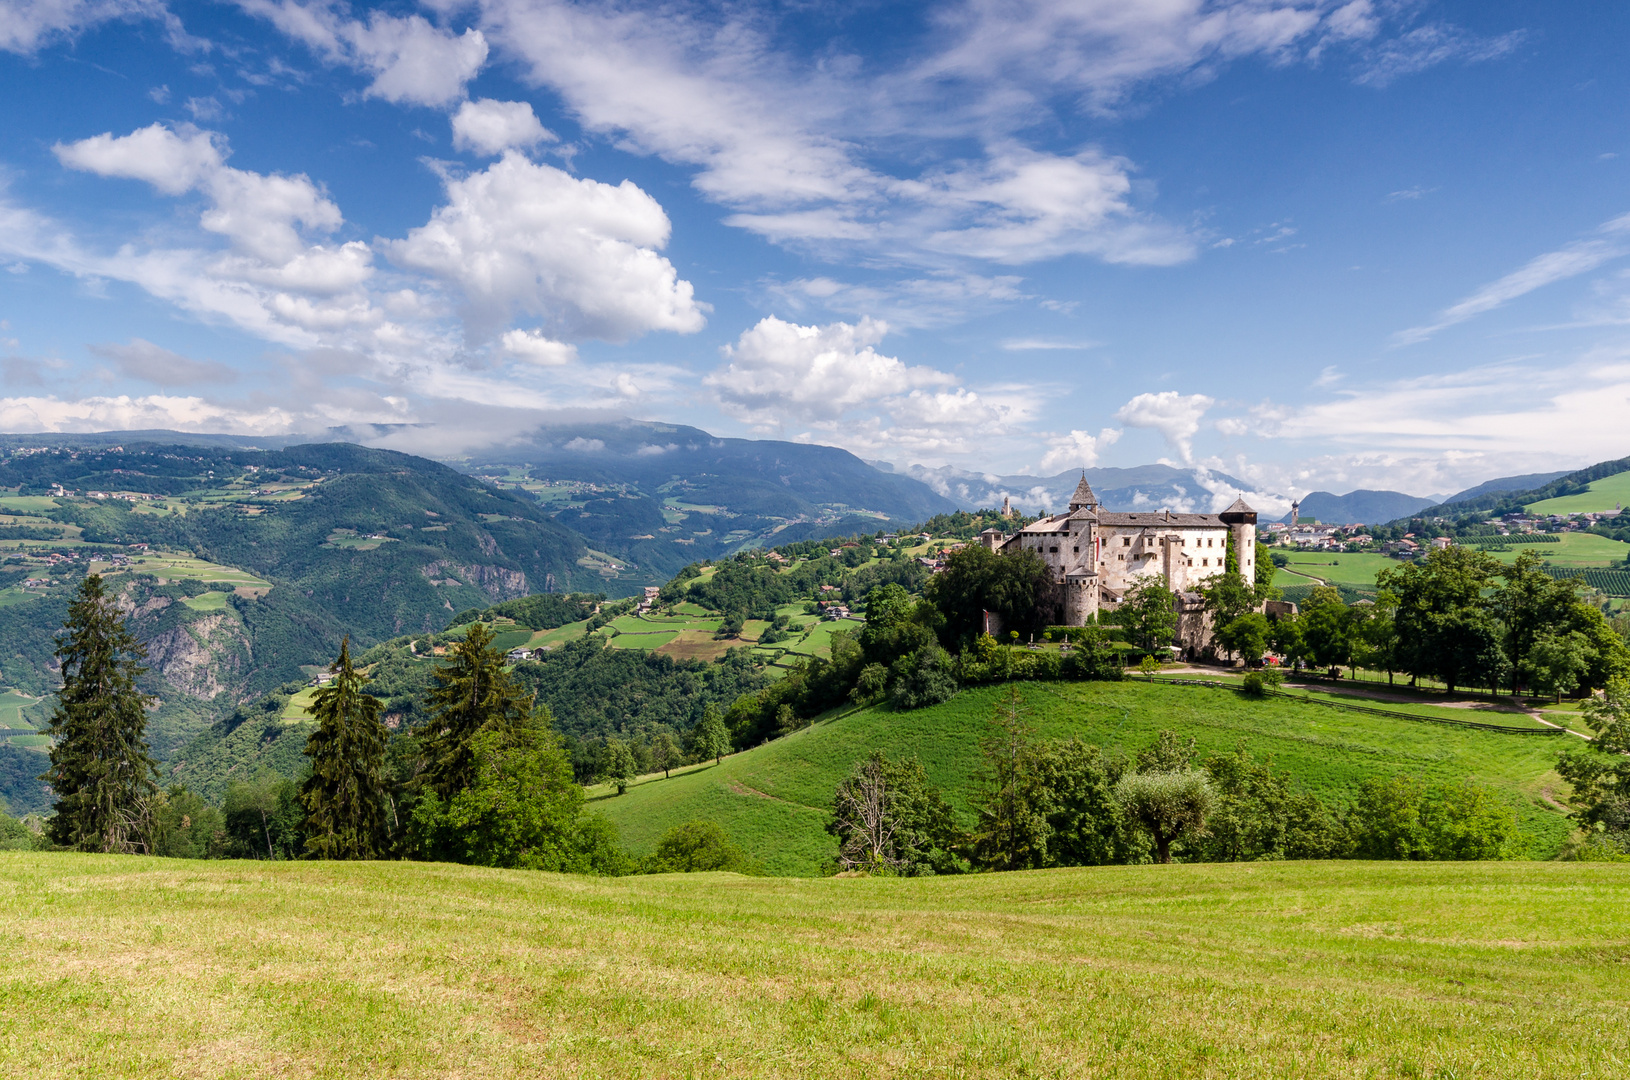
593;680;1575;875
2;854;1628;1078
1528;469;1630;514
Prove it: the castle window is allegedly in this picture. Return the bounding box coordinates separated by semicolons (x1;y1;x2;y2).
1073;546;1079;553
1049;546;1058;553
1207;538;1214;547
1122;537;1131;546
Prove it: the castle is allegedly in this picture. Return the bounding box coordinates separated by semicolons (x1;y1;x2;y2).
977;475;1257;653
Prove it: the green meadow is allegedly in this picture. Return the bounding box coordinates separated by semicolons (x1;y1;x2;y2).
1528;469;1630;514
592;680;1576;876
0;855;1626;1078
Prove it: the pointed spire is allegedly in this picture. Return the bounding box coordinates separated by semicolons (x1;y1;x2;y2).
1068;471;1098;511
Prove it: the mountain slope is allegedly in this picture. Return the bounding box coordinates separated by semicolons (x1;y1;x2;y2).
1288;490;1436;525
1445;471;1572;505
462;419;958;582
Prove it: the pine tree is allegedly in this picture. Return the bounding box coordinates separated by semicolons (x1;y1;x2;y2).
42;574;158;853
420;623;533;800
299;638;390;859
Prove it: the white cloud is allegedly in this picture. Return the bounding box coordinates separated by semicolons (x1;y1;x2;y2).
234;2;486;106
0;0;182;55
385;151;705;343
707;316;952;423
54;122;222;196
1394;212;1630;345
1039;427;1121;472
1353;23;1524;88
1113;391;1215;463
763;272;1026;329
0;393;295;434
452;99;555;156
1002;338;1100;351
500;328;576;366
47;123;381;347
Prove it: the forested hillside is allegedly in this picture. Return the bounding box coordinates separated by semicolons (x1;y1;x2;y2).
0;441;596;812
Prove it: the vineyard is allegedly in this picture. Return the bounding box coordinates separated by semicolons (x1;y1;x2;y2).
1461;533;1561;546
1540;566;1630;595
1277;582;1379;605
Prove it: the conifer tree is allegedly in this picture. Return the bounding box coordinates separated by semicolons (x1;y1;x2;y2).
299;638;390;859
43;574;158;853
420;623;532;799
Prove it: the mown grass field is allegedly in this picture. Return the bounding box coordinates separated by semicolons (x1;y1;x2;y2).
592;681;1577;876
1528;469;1630;514
0;855;1626;1078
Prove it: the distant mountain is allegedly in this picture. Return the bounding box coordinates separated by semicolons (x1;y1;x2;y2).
894;463;1260;515
460;419;958;583
1444;471;1573;505
1288;490;1437;525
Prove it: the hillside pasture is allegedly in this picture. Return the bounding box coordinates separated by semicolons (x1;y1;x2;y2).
1527;468;1630;513
1271;551;1394;589
594;680;1575;876
2;856;1628;1079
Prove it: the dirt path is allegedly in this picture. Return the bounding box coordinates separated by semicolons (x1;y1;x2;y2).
728;779;823;812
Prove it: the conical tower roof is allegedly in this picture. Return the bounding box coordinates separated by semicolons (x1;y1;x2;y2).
1223;496;1254;515
1068;472;1098;511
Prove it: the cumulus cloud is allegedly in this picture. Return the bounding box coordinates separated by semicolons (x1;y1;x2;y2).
89;338;239;386
1039;427;1121;472
234;2;486;106
706;316;952;423
54;122;222;195
386;152;705;343
500;328;577;366
1394;213;1630;345
452;99;555;156
1113;391;1215;463
49;122;381;346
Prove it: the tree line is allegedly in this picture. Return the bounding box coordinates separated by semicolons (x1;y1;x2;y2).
15;573;742;872
827;689;1528;873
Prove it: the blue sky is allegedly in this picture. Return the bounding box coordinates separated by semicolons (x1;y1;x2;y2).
2;1;1628;508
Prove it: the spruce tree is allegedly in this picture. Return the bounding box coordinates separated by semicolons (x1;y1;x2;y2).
299;638;390;859
420;623;532;800
42;574;158;853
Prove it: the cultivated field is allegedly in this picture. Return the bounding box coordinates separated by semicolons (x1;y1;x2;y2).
593;680;1576;875
0;855;1626;1078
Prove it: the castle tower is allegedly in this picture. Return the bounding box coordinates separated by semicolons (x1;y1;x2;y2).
1068;472;1098;512
1220;497;1258;583
1000;494;1013;519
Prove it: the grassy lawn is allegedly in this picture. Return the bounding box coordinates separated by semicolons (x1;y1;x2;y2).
1527;469;1630;514
280;687;317;721
1;855;1627;1078
180;591;231;612
0;689;36;729
92;550;273;588
523;619;593;649
595;681;1577;876
1271;552;1395;589
0;495;60;514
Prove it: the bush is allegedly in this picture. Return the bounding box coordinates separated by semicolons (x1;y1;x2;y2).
645;820;762;874
1348;775;1523;860
889;645;958;710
